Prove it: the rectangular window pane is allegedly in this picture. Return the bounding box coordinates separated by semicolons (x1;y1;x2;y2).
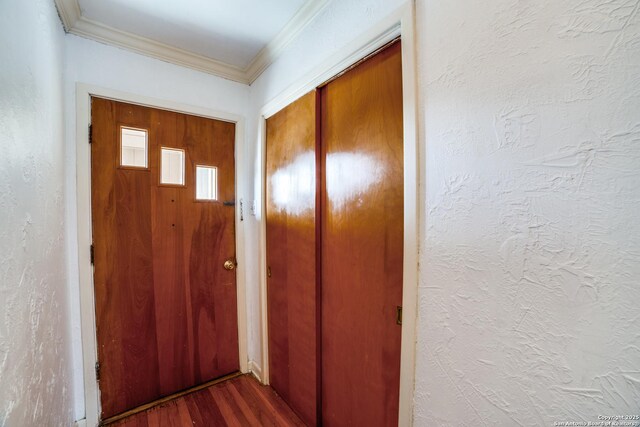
196;166;217;201
121;127;148;168
161;148;185;185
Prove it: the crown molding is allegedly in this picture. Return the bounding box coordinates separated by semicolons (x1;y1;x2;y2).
71;16;248;83
53;0;329;85
54;0;81;31
244;0;330;84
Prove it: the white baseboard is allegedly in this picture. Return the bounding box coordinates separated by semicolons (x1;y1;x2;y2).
74;418;87;427
248;360;264;383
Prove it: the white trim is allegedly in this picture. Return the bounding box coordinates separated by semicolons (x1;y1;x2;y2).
75;83;249;427
258;116;270;385
70;17;247;83
257;3;418;426
53;0;327;84
248;360;264;383
74;418;87;427
245;0;330;84
398;4;419;426
75;85;98;427
53;0;80;31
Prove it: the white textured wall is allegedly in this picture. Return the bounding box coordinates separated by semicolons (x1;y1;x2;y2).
415;0;640;424
63;35;251;420
249;0;640;424
0;0;73;426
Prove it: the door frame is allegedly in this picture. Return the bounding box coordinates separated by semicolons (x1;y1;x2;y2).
75;83;249;427
257;3;419;426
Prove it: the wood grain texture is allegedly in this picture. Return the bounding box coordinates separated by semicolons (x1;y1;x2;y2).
320;41;404;427
91;98;239;419
265;91;318;426
111;375;305;427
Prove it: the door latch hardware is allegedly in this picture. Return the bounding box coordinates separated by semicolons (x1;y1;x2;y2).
95;362;101;381
267;266;272;278
396;306;402;325
223;259;237;271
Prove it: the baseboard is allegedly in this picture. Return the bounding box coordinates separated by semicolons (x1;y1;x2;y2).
74;418;87;427
248;360;264;383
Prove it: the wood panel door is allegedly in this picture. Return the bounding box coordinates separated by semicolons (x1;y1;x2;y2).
265;91;318;426
91;98;239;419
320;41;404;426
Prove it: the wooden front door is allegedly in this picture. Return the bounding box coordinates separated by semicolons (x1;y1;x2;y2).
91;98;239;419
320;41;404;426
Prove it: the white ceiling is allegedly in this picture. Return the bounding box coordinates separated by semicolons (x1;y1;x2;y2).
55;0;329;83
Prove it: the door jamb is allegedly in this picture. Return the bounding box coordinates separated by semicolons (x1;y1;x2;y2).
257;3;419;426
75;83;249;427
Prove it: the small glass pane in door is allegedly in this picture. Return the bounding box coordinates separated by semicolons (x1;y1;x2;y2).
196;166;217;200
120;127;148;168
161;147;185;185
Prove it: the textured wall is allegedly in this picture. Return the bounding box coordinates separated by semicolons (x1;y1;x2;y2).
249;0;640;424
0;0;73;426
414;0;640;424
63;34;251;420
53;0;640;422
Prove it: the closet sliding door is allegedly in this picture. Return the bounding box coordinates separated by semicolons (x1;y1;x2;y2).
320;41;404;427
265;91;319;426
265;40;403;427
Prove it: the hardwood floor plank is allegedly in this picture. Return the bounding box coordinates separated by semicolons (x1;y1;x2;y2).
234;378;288;426
133;415;149;427
226;381;268;426
148;401;182;427
244;375;306;426
231;377;278;427
189;386;227;426
110;375;304;427
214;384;251;426
145;407;159;426
182;394;206;425
112;413;149;427
209;385;242;427
175;399;193;426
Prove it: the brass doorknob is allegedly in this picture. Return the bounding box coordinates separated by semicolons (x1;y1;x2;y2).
223;260;236;271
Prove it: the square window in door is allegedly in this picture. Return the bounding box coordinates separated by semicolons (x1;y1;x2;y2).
160;147;185;186
196;166;217;201
120;127;148;168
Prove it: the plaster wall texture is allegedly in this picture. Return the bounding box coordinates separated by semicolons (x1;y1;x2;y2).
0;0;73;425
63;34;251;420
248;0;640;424
415;0;640;424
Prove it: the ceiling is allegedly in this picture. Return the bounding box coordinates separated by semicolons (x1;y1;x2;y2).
54;0;329;84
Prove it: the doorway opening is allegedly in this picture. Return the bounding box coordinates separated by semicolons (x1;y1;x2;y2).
76;87;249;426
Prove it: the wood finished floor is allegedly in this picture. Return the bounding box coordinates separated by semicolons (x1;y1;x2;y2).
110;374;306;427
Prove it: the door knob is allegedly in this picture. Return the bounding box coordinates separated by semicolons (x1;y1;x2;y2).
223;260;236;271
